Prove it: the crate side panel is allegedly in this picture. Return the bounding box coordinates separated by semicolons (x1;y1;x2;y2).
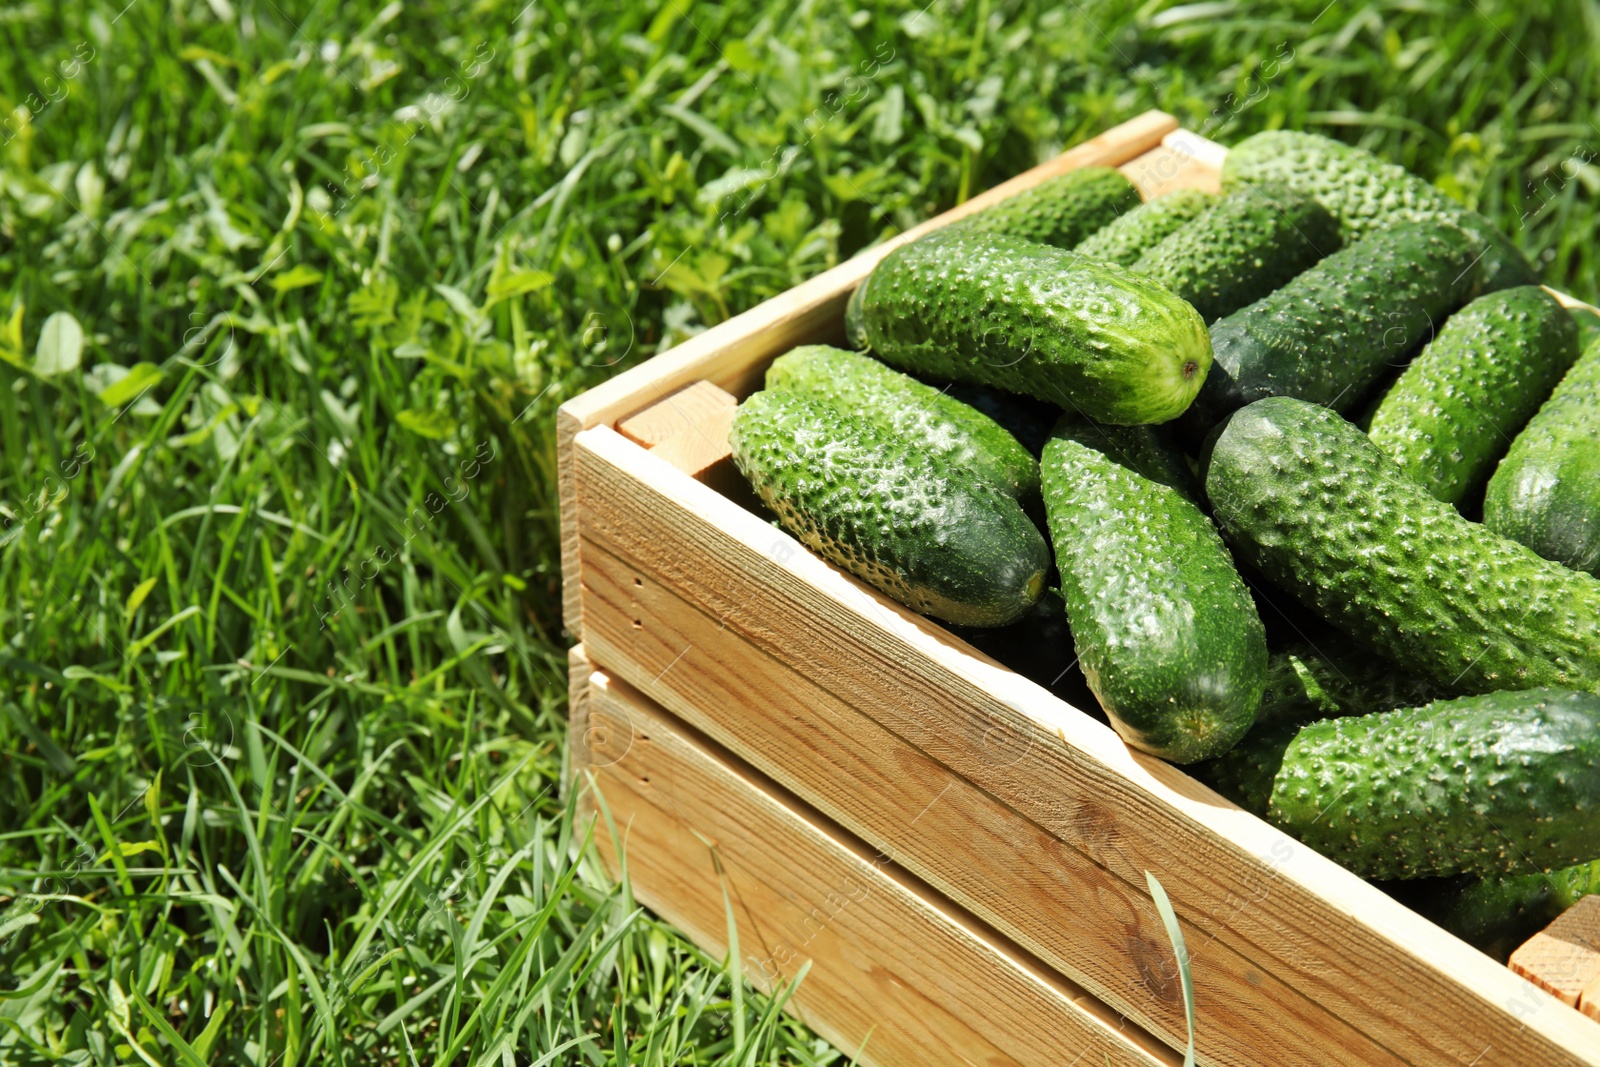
575;665;1177;1067
571;424;1600;1067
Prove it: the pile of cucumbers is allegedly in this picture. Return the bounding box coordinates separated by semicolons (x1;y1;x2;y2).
728;130;1600;959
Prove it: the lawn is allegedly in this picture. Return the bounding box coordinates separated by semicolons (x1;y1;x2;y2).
1;0;1597;1063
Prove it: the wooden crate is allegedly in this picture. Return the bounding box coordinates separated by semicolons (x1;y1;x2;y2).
559;111;1600;1066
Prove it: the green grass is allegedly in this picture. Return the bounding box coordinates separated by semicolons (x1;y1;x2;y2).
2;0;1599;1063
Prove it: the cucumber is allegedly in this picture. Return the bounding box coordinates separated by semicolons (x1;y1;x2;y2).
1483;338;1600;576
1181;220;1482;434
1255;637;1444;731
959;166;1142;249
1050;408;1196;499
1198;688;1600;880
1571;305;1600;352
1367;286;1579;506
765;345;1038;498
942;383;1059;457
1223;130;1538;292
1075;189;1216;267
859;229;1212;425
952;592;1101;711
1129;182;1340;323
1204;397;1600;694
845;277;870;350
730;390;1049;627
1404;859;1600;962
1042;421;1266;763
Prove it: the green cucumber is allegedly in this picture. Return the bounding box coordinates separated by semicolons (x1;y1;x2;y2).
845;277;870;350
1204;397;1600;694
1182;220;1482;434
1404;860;1600;962
1255;637;1444;731
1130;182;1340;323
765;345;1038;498
730;390;1048;627
1223;130;1538;292
959;166;1142;249
1049;408;1196;499
942;383;1058;457
1042;421;1266;763
1484;338;1600;576
1075;189;1216;267
1367;286;1579;506
859;229;1212;425
1571;305;1600;352
1198;688;1600;880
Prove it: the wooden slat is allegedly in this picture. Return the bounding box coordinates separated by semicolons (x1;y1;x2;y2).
556;108;1178;638
1118;133;1225;200
570;423;1600;1067
569;656;1177;1067
616;380;737;448
1512;896;1600;1007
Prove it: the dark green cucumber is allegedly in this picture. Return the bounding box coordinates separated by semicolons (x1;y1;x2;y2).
1223;130;1538;292
959;166;1142;249
1255;637;1443;731
1368;286;1578;506
844;278;870;350
1049;409;1196;499
942;383;1058;457
730;390;1048;627
1042;423;1266;763
1199;688;1600;880
1204;397;1600;693
1405;859;1600;962
765;345;1038;498
1182;220;1482;434
1484;338;1600;576
859;229;1212;425
952;592;1101;711
1075;189;1216;267
1129;182;1340;323
1571;305;1600;352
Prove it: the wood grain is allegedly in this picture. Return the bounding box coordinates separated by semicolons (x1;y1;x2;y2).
1512;896;1600;1007
570;423;1600;1067
570;655;1178;1067
617;380;737;448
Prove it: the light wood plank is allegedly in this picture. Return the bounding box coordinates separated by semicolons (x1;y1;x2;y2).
571;657;1177;1067
1512;896;1600;1007
571;423;1600;1067
616;380;737;448
649;404;736;480
1119;141;1224;200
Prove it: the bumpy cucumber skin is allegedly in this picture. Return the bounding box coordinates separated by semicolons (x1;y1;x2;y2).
860;229;1212;426
1075;189;1216;267
765;345;1039;498
1254;637;1443;731
1130;182;1340;323
1408;859;1600;962
1484;338;1600;576
943;383;1058;457
1223;130;1538;292
1182;220;1481;434
1049;410;1196;499
1368;286;1578;506
960;166;1142;249
1205;397;1600;694
730;391;1048;627
1205;689;1600;880
1042;432;1266;763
